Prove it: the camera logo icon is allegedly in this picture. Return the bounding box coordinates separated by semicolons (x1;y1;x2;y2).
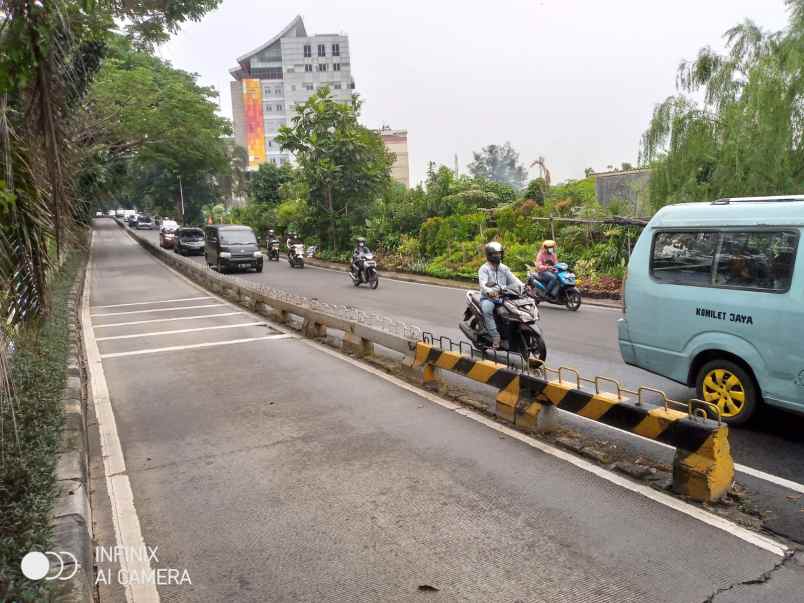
21;551;79;581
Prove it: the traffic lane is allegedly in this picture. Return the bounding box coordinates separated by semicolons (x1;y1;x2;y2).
135;228;804;483
138;228;622;361
99;337;780;603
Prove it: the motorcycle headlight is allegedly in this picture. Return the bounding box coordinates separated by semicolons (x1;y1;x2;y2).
220;251;231;259
253;251;263;258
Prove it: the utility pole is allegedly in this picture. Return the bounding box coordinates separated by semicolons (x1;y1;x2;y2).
178;175;185;225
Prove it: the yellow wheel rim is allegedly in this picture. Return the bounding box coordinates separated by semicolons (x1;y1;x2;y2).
702;368;746;417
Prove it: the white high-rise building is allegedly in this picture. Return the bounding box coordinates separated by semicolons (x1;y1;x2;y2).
229;16;356;170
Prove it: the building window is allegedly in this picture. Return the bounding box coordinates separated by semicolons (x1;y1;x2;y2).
317;63;328;72
304;64;313;72
304;83;314;91
291;84;296;91
275;87;281;95
317;44;326;57
334;82;342;89
332;43;340;56
276;104;284;111
303;44;311;58
333;63;341;71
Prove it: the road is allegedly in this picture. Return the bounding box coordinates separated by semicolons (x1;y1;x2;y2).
86;219;801;601
136;228;804;482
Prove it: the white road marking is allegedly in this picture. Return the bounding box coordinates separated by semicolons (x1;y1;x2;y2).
95;322;266;341
734;463;804;494
92;303;224;317
100;334;294;359
302;339;789;558
93;312;244;329
91;296;212;309
82;233;160;603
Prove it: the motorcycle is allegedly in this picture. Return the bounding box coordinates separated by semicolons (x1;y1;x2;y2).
288;243;305;268
268;240;280;261
459;286;547;364
527;262;582;311
350;253;379;289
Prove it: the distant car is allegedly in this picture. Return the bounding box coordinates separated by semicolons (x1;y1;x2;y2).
136;215;154;230
95;211;103;217
174;227;205;256
127;214;138;227
161;220;179;233
159;228;177;249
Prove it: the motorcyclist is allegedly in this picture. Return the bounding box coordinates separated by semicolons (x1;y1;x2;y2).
535;240;560;299
286;231;301;259
351;237;372;279
478;242;523;349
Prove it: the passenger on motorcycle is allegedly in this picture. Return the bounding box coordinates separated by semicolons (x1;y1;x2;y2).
479;242;523;349
351;237;371;277
535;240;560;299
286;231;299;250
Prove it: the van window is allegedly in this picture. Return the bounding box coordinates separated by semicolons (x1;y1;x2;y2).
651;231;719;286
219;230;257;245
715;231;797;291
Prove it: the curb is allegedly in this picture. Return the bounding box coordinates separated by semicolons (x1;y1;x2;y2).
50;256;94;602
303;257;624;310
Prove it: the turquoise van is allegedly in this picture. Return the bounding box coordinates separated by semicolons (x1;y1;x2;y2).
618;196;804;424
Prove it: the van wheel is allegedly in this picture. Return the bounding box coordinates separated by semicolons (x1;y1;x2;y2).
695;359;758;425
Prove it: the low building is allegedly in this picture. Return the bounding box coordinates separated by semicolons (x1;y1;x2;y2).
378;126;409;187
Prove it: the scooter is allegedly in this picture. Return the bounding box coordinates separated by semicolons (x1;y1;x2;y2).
527;263;582;311
350;253;379;289
268;240;280;261
288;243;305;268
459;286;547;364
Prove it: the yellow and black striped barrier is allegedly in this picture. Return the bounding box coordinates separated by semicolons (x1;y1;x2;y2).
412;341;733;502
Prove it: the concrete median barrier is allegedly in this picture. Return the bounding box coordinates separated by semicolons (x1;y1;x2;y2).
412;341;734;502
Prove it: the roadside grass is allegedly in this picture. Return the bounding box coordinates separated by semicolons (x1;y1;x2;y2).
0;252;83;601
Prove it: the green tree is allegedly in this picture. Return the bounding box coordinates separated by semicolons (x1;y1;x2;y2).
641;0;804;208
276;88;393;250
86;36;231;223
467;142;527;190
251;161;294;204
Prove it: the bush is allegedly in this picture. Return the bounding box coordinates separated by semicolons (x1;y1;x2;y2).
0;251;83;601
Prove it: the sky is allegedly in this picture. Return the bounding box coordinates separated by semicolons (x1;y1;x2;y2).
157;0;792;186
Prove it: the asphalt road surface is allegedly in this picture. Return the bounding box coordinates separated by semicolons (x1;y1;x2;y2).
84;219;802;602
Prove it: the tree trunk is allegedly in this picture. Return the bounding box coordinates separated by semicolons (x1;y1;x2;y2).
326;186;336;251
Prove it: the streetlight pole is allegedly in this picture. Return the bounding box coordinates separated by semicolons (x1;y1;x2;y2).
178;175;185;224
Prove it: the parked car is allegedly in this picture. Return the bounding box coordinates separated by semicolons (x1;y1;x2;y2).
618;195;804;424
126;214;139;227
204;224;263;273
136;215;154;230
174;227;205;256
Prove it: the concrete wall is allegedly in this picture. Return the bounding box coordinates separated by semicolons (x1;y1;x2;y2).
381;130;410;188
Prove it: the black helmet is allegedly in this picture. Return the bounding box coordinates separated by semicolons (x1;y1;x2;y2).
484;241;503;265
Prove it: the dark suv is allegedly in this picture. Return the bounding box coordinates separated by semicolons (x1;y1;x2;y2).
174;227;205;256
204;224;263;273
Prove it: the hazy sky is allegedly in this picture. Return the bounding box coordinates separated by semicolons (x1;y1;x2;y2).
158;0;791;185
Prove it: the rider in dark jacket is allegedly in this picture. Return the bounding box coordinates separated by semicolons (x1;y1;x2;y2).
351;237;371;279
